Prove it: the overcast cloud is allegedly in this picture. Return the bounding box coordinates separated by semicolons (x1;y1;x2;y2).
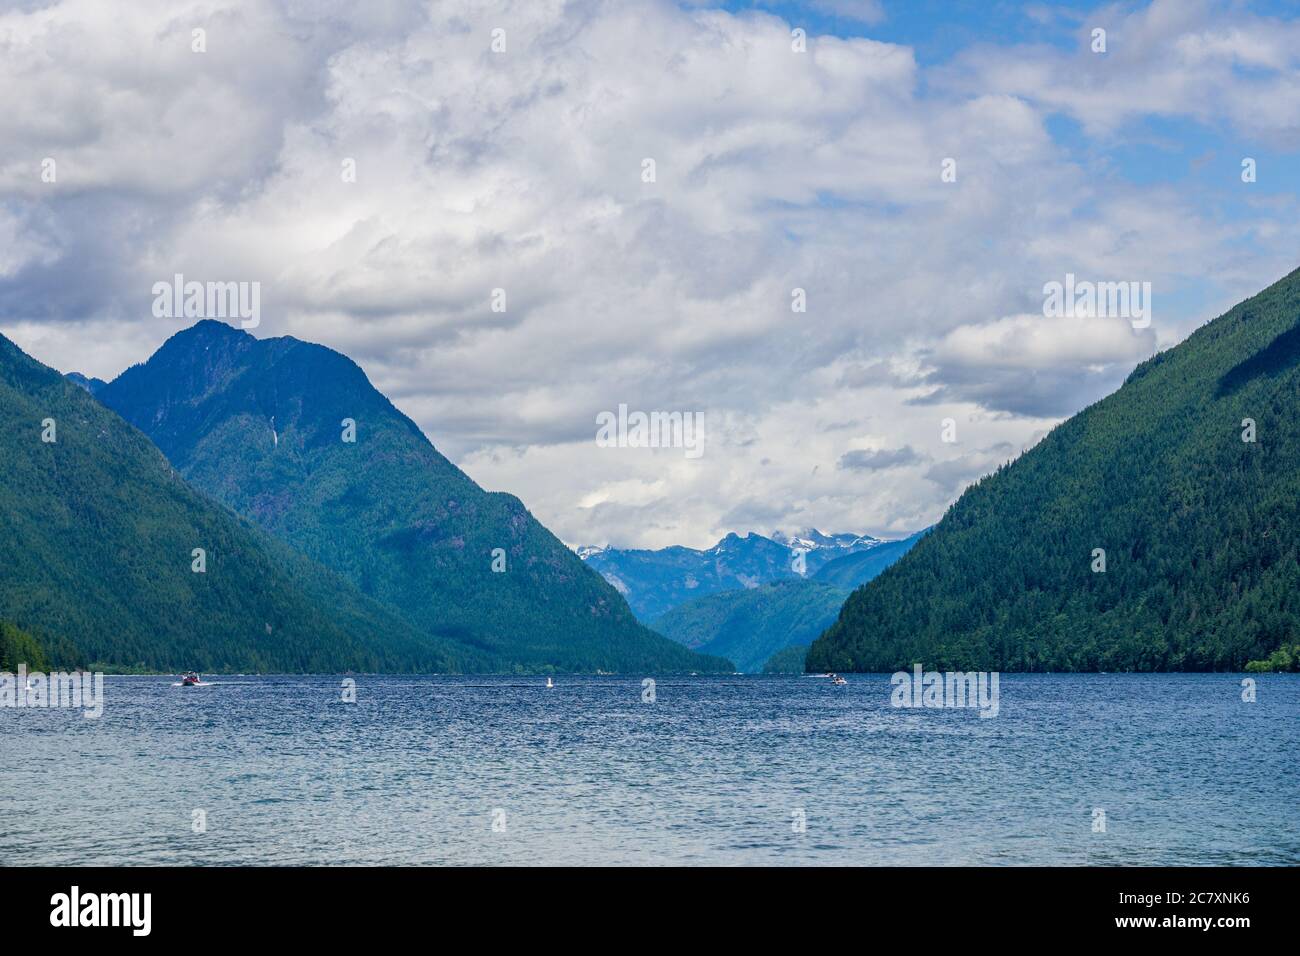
1;0;1297;548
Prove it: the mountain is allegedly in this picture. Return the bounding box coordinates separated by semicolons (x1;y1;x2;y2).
808;266;1300;673
0;331;465;674
811;530;926;589
633;528;925;670
771;529;868;552
580;533;799;620
64;372;106;394
0;621;49;671
580;528;882;620
650;578;848;673
97;320;726;674
761;644;811;674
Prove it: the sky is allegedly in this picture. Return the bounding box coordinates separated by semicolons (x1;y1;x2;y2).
1;0;1298;549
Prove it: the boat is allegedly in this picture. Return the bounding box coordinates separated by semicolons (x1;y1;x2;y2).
180;672;201;687
546;677;554;689
831;675;848;685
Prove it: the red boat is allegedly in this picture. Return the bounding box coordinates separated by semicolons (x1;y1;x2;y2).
180;672;201;686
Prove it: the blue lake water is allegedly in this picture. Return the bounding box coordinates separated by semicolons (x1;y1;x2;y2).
1;673;1296;865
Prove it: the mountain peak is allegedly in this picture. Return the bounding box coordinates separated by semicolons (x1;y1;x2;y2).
64;372;108;394
771;528;876;550
102;318;440;467
167;318;256;348
190;317;250;335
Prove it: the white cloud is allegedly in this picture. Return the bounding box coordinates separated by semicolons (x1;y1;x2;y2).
945;0;1300;141
934;313;1155;370
0;0;1297;548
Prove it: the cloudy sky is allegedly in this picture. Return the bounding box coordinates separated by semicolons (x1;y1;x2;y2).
2;0;1298;549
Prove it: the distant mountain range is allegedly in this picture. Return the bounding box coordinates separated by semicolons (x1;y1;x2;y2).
809;266;1300;673
579;528;901;620
583;527;924;672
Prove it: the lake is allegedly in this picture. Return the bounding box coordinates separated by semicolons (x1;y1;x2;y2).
1;673;1296;865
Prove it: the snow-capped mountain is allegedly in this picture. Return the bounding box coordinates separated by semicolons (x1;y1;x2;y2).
770;528;880;552
577;529;892;621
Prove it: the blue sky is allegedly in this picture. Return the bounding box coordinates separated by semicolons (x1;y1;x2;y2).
718;0;1300;59
719;1;1298;205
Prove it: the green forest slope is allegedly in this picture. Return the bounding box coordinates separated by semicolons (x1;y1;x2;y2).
0;332;474;673
809;267;1300;672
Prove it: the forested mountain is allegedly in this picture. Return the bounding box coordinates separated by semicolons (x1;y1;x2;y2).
761;644;812;674
650;578;848;672
64;372;106;394
0;621;49;671
808;267;1300;673
0;332;467;673
581;529;882;620
99;321;726;674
